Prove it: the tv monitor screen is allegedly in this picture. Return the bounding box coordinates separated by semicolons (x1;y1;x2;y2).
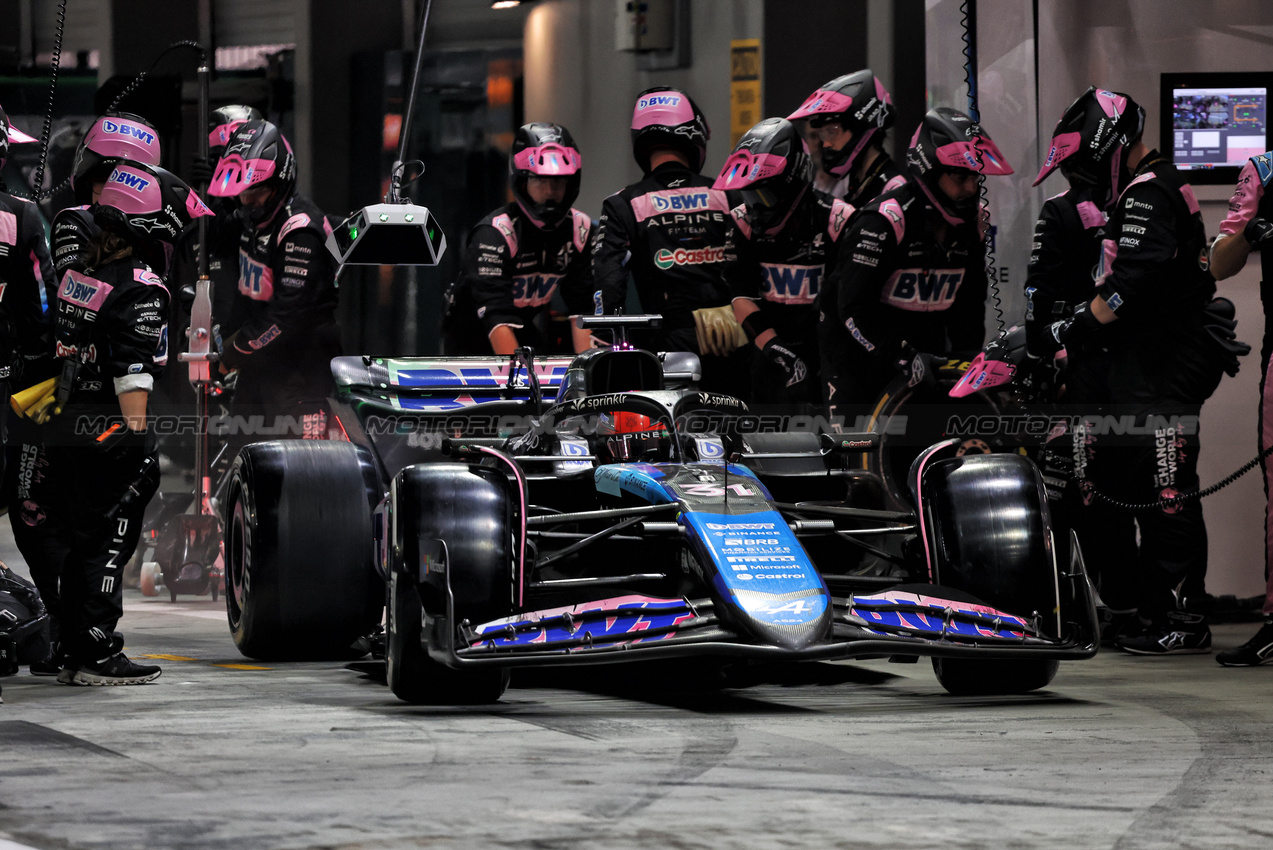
1161;72;1273;184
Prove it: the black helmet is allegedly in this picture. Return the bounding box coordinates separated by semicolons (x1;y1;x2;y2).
1033;86;1145;209
71;112;162;204
207;104;263;161
0;103;38;171
906;107;1013;221
93;161;214;276
509;122;582;229
713;117;811;233
206;119;296;228
630;87;711;173
787;69;894;179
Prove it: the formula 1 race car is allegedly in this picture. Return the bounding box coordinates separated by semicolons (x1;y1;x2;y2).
222;317;1098;703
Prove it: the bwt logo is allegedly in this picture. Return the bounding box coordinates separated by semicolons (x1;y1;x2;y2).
637;95;681;110
109;170;152;192
101;120;156;147
511;273;560;306
762;264;822;304
60;277;101;305
652;191;711;212
882;269;964;309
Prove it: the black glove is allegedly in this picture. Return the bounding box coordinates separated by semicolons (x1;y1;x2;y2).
98;426;160;520
189;155;214;189
1244;216;1273;250
762;338;812;392
1038;299;1104;358
896;346;939;391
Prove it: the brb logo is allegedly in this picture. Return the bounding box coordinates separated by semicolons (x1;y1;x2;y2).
654;246;726;270
761;263;822;305
651;191;711;213
101;120;157;147
511;273;561;307
109;170;152;192
881;268;964;311
637;94;682;110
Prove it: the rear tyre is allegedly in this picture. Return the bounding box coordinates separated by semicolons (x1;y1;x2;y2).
224;442;383;660
920;453;1060;695
387;463;513;704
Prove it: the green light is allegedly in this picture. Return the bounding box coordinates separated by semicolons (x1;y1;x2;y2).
428;228;435;241
349;226;358;239
404;213;414;222
379;213;390;222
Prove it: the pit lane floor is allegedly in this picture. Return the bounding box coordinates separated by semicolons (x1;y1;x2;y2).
1;530;1271;850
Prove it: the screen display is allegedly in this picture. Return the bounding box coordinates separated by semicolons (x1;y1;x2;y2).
1171;86;1267;170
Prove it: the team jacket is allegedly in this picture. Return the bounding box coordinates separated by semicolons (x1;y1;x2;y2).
221;193;337;370
1023;185;1107;355
0;191;56;383
50;205;98;287
593;162;737;328
51;255;169;411
460;202;594;337
1218;151;1273;323
726;189;854;343
825;179;988;362
1094;152;1214;332
820;152;908;208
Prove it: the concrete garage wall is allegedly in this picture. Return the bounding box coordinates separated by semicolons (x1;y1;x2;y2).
1036;1;1273;600
522;0;764;222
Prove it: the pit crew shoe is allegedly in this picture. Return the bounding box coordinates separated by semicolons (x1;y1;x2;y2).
1118;611;1211;655
29;645;64;677
1216;619;1273;667
67;653;162;686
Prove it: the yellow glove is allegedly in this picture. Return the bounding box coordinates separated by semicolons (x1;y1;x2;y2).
692;305;748;358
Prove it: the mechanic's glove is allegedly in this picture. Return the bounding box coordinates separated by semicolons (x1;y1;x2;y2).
896;346;939;391
189;154;214;189
96;425;161;518
1037;299;1103;358
692;305;748;358
1245;216;1273;251
761;338;812;393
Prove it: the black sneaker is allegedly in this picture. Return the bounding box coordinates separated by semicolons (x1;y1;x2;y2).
1217;620;1273;667
1099;609;1144;648
67;653;162;686
30;655;64;677
1119;611;1212;655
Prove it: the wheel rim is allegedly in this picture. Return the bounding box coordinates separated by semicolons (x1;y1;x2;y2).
227;488;250;628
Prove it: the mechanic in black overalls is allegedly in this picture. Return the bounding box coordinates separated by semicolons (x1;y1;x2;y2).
1036;99;1245;656
43;162;213;684
9;110;161;676
592;87;748;398
443;122;594;355
206;119;341;444
820;108;1013;418
714;117;854;408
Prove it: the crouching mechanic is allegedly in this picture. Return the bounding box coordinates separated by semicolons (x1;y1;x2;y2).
593;87;748;397
444;122;594;355
42;162;213;684
714;117;853;407
821;107;1012;418
1206;146;1273;666
1038;119;1246;656
207;119;341;441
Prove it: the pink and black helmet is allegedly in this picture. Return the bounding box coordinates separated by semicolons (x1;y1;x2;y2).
0;103;38;171
509;122;581;229
949;326;1028;399
95;161;214;276
787;69;894;179
714;117;811;233
630;87;711;173
207;104;263;161
71;112;162;204
1033;86;1144;210
207;119;296;228
906;107;1012;221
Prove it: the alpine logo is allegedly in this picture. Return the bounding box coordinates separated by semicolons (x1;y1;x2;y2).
653;246;726;269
